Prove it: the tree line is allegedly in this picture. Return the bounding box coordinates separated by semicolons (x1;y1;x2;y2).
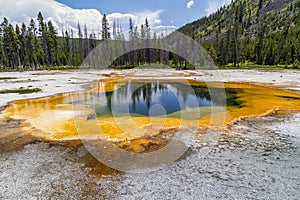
100;17;200;69
0;11;197;71
0;12;98;71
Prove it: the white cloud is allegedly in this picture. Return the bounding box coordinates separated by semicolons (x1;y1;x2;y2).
205;0;231;16
0;0;102;36
108;10;176;38
186;0;195;9
153;26;177;37
107;10;163;30
0;0;171;38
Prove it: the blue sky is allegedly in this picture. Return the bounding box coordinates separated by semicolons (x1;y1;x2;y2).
56;0;211;28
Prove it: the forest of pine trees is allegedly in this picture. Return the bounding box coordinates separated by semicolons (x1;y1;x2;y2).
0;12;98;71
179;0;300;68
0;12;190;71
106;17;179;69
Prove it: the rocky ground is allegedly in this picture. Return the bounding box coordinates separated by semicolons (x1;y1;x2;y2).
0;69;300;199
115;114;300;200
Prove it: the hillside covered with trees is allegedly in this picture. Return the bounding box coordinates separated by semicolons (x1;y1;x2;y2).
178;0;300;68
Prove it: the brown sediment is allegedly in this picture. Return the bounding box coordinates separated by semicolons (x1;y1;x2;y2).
1;77;300;152
116;138;170;153
81;150;120;177
115;127;178;153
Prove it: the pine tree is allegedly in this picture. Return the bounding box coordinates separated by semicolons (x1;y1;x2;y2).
145;18;151;65
78;22;83;57
62;30;71;65
18;23;27;69
1;18;8;30
133;26;139;65
89;32;97;49
0;18;9;70
256;16;266;65
276;22;290;64
140;24;146;39
83;24;90;57
3;24;20;70
0;25;4;70
258;0;263;11
102;14;110;40
145;18;151;40
70;29;74;65
47;21;58;66
37;12;50;68
25;19;36;69
232;9;241;68
129;17;134;41
112;20;117;40
139;24;146;64
127;18;134;67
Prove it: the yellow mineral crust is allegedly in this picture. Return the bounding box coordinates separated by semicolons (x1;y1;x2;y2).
1;78;300;143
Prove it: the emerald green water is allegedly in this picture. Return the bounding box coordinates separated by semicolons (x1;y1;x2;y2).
72;81;240;118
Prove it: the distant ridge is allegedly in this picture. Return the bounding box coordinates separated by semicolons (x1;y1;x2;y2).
177;0;300;67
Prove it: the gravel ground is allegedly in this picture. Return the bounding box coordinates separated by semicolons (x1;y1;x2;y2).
115;114;300;200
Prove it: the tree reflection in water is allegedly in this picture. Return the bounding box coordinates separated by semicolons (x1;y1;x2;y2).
72;81;240;117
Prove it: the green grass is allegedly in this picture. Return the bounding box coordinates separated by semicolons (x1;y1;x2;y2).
218;63;300;70
0;88;42;94
48;66;80;70
0;77;17;80
1;64;299;72
0;65;80;72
